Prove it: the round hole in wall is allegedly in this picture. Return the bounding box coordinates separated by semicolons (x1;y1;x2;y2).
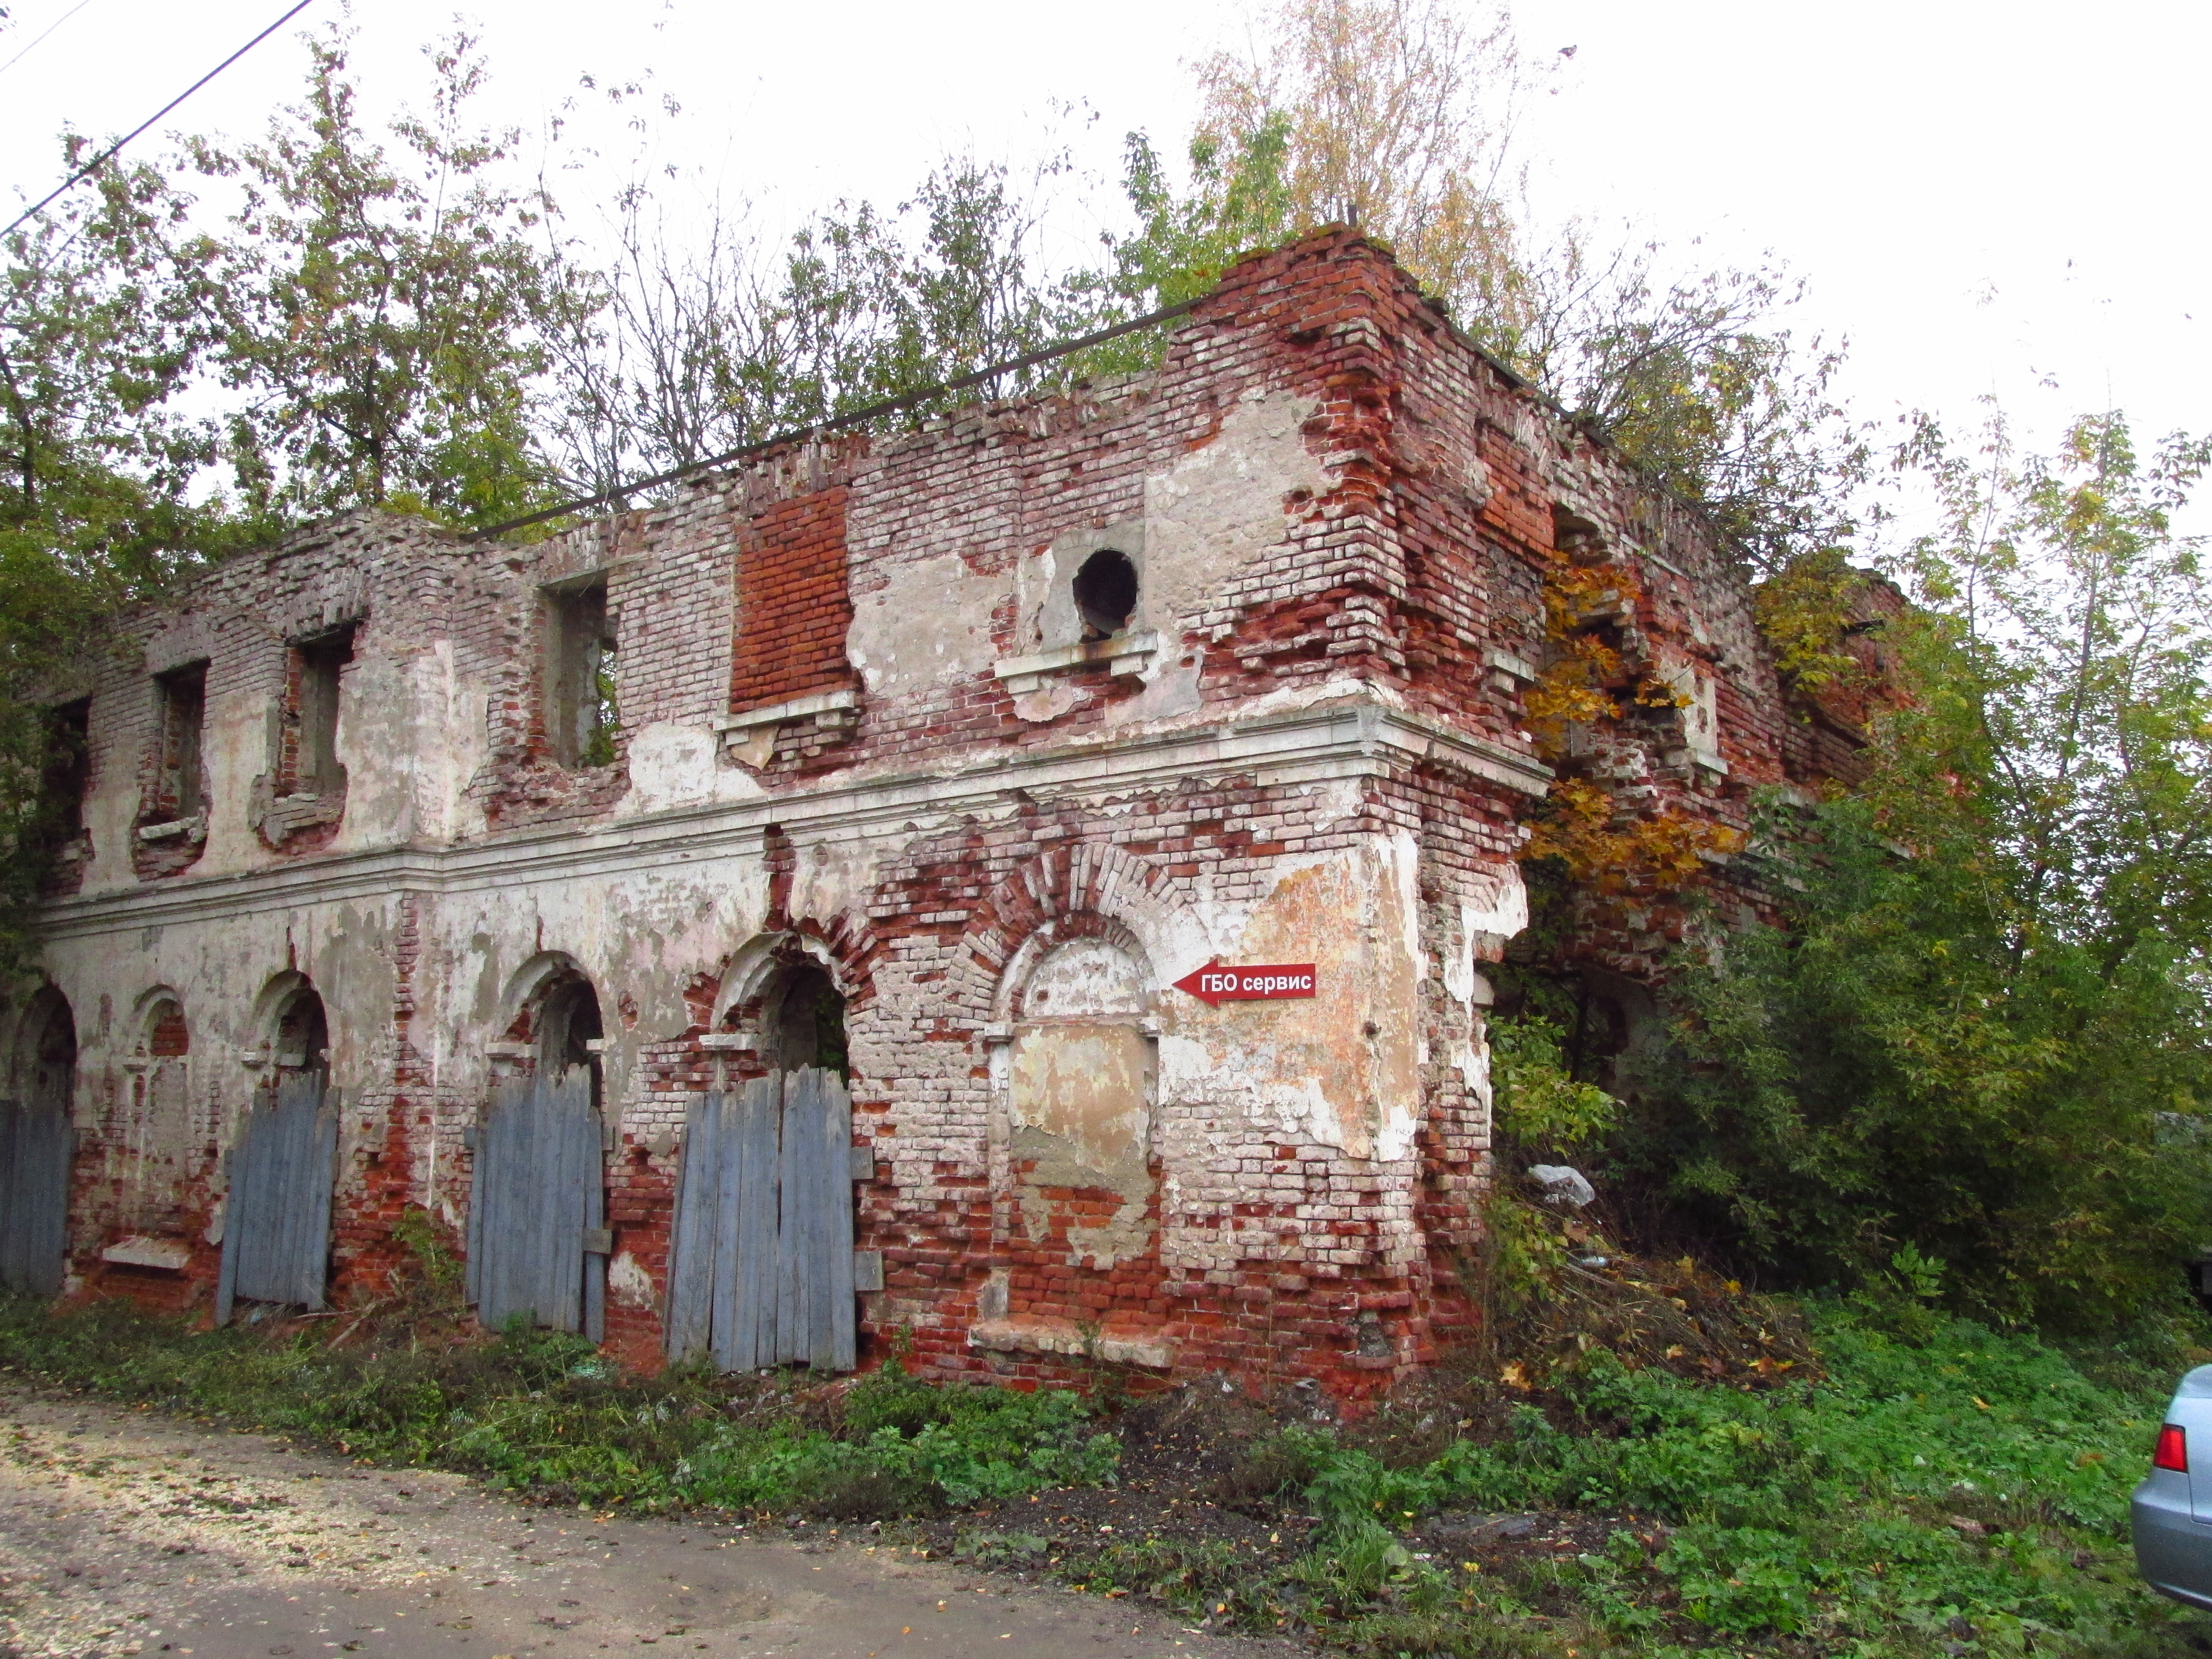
1072;549;1138;641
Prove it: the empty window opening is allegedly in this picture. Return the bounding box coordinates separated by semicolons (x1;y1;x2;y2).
289;626;356;795
153;664;207;823
1072;549;1138;641
764;962;848;1078
536;976;604;1080
1551;505;1605;565
40;698;90;851
273;989;328;1076
546;580;618;768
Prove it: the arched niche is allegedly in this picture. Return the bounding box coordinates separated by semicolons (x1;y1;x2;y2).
996;925;1157;1271
130;987;191;1060
114;988;194;1228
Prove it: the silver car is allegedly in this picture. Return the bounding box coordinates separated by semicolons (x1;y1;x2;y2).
2134;1364;2212;1610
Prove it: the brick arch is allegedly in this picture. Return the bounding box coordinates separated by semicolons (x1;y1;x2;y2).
706;912;878;1034
953;843;1183;1024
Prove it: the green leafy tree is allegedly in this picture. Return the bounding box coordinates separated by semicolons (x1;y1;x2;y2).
1089;0;1863;571
0;153;240;965
186;26;580;527
1618;410;2212;1331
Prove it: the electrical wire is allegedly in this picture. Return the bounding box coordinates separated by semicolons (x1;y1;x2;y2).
0;0;99;83
1;0;315;243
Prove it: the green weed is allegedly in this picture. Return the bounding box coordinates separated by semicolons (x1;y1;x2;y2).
0;1299;1115;1515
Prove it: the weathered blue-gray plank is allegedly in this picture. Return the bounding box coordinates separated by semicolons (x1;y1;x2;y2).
471;1069;602;1334
0;1096;72;1298
216;1070;335;1322
661;1094;717;1363
663;1067;856;1373
732;1075;781;1369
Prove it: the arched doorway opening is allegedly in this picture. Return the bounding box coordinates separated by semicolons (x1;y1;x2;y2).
274;986;329;1075
469;962;609;1339
217;980;338;1322
535;972;604;1083
107;993;194;1247
759;960;847;1078
0;987;76;1296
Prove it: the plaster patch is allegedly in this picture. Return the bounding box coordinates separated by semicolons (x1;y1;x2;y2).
1456;870;1529;988
607;1250;655;1309
1105;651;1204;728
1011;683;1088;724
846;552;1002;694
786;835;882;928
1010;1020;1154;1269
194;685;268;875
1142;392;1329;635
1161;836;1421;1161
618;721;766;815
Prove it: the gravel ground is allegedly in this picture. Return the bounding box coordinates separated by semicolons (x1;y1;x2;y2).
0;1387;1309;1659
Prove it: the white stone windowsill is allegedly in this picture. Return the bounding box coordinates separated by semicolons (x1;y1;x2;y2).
992;631;1158;696
697;1033;753;1052
102;1235;191;1272
714;686;859;739
136;814;206;844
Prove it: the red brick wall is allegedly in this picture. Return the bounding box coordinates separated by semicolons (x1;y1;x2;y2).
730;486;854;715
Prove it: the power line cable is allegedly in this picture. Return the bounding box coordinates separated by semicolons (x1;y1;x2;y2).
465;296;1204;540
1;0;315;243
0;0;98;82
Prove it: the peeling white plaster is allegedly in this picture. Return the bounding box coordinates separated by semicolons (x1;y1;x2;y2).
617;721;766;817
1142;393;1330;637
607;1250;655;1308
846;552;1001;694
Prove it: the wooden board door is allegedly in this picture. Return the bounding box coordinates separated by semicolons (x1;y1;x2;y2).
216;1070;338;1322
466;1068;606;1340
665;1067;855;1371
0;1060;73;1298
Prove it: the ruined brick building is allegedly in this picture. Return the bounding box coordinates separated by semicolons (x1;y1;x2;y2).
0;231;1882;1399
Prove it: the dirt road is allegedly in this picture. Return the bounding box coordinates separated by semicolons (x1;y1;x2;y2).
0;1388;1304;1659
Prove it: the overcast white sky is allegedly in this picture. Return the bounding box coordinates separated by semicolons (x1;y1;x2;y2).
2;0;2204;533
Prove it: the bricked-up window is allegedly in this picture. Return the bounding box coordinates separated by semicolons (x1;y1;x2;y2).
151;663;207;824
545;579;618;768
729;487;854;716
1072;549;1138;640
289;625;356;795
145;997;190;1057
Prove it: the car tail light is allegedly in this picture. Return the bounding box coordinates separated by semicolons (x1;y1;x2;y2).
2156;1424;2189;1472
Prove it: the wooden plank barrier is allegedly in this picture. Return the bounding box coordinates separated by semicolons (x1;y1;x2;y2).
666;1067;855;1371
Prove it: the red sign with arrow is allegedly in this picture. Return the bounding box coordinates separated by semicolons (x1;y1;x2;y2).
1171;961;1320;1007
